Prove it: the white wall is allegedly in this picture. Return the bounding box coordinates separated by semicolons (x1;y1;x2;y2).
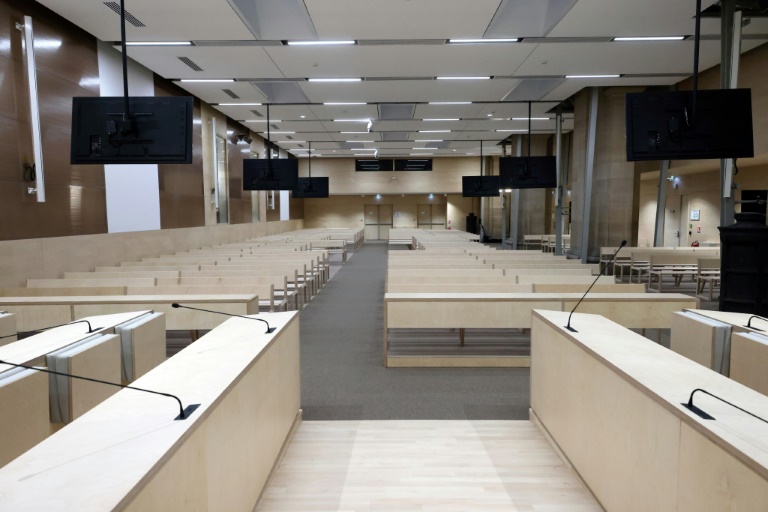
97;41;161;233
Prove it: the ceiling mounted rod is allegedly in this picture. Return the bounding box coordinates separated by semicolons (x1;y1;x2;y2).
308;141;312;177
480;140;484;175
527;102;532;158
692;0;702;121
266;103;271;159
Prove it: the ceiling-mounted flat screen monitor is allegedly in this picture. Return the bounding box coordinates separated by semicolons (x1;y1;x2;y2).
499;156;557;189
395;158;432;171
462;176;500;197
71;96;194;165
356;159;394;171
292;177;329;198
243;159;299;190
625;89;754;161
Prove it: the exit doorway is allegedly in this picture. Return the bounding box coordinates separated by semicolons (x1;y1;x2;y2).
417;204;447;230
364;204;394;241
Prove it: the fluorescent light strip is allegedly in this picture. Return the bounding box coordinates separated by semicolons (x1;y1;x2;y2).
413;147;438;150
324;102;367;105
423;118;460;122
179;79;234;83
512;117;551;121
340;131;369;134
308;78;362;82
346;140;374;143
448;38;519;43
613;36;685;42
565;74;621;78
288;40;356;46
219;103;262;106
429;101;473;105
126;41;192;46
245;119;282;123
419;130;451;133
436;76;491;80
496;129;527;132
353;148;378;151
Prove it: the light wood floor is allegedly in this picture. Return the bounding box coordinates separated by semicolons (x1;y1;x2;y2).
258;420;601;511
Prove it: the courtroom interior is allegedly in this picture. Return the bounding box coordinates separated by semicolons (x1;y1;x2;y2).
0;0;767;510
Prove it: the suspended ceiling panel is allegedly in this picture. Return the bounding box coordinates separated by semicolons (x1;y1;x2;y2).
36;0;255;41
124;46;286;79
297;79;521;103
175;82;268;104
262;44;538;78
307;104;381;119
413;104;488;119
515;40;724;76
547;0;720;38
304;0;504;39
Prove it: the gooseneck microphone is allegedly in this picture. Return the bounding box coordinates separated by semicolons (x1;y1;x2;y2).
171;303;276;333
682;388;768;424
565;240;627;333
0;319;100;340
0;359;199;420
745;315;767;332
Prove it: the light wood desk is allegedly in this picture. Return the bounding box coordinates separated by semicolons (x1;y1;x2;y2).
531;310;768;511
0;295;259;331
0;311;301;511
0;312;15;346
731;332;768;396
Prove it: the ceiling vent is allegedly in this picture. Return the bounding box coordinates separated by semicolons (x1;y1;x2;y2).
270;124;280;130
177;57;203;72
222;89;240;99
378;104;415;120
251;81;310;103
103;2;146;27
251;109;263;117
382;131;408;141
285;135;294;140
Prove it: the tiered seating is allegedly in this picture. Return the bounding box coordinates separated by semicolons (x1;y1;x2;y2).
383;230;697;367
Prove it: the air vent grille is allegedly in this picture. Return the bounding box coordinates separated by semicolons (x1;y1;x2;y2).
222;89;240;99
270;124;279;130
285;135;294;140
177;57;203;71
251;109;263;117
103;2;145;27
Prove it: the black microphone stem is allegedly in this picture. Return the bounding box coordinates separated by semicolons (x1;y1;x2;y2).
0;319;97;340
0;359;192;420
686;388;768;425
566;241;627;332
171;303;274;333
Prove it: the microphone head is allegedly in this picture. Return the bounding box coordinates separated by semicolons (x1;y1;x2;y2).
171;303;180;309
620;240;628;247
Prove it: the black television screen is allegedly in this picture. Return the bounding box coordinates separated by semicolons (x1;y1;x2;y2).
395;158;432;171
356;159;393;171
243;159;299;190
626;89;754;161
462;176;500;197
499;156;557;189
292;177;329;198
71;96;193;165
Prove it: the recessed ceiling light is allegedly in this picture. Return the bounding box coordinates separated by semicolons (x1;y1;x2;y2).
340;131;369;134
565;74;621;79
308;78;362;82
613;36;686;42
226;130;233;135
300;115;306;119
419;130;451;133
324;102;367;105
288;40;356;46
429;101;473;105
346;140;374;143
487;113;493;117
179;79;235;83
334;119;371;122
423;118;460;122
126;41;192;46
414;147;438;150
436;76;491;80
354;148;378;151
219;103;262;106
448;38;519;44
244;119;282;123
496;129;527;132
512;117;551;121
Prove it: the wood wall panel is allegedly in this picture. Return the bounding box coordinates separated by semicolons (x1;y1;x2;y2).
226;119;252;224
0;0;107;241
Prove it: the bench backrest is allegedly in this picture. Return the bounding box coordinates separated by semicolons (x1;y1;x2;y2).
29;277;157;288
532;283;646;293
1;286;127;296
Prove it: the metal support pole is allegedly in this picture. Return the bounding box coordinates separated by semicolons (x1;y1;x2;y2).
580;88;599;264
510;136;521;250
555;108;564;256
719;0;739;227
653;160;670;247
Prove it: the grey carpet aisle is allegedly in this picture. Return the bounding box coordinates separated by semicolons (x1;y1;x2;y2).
299;241;529;420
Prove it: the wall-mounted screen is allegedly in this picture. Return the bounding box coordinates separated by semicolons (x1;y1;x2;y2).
243;159;299;190
292;177;329;198
462;176;500;197
499;156;557;189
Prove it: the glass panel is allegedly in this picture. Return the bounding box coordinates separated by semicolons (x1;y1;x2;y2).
216;136;229;224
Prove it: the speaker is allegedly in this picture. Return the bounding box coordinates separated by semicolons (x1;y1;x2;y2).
719;212;768;316
466;213;478;234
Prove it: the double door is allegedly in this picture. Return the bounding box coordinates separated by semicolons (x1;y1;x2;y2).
417;204;447;230
364;204;394;240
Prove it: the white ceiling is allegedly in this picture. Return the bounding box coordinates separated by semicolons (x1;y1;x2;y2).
35;0;768;158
